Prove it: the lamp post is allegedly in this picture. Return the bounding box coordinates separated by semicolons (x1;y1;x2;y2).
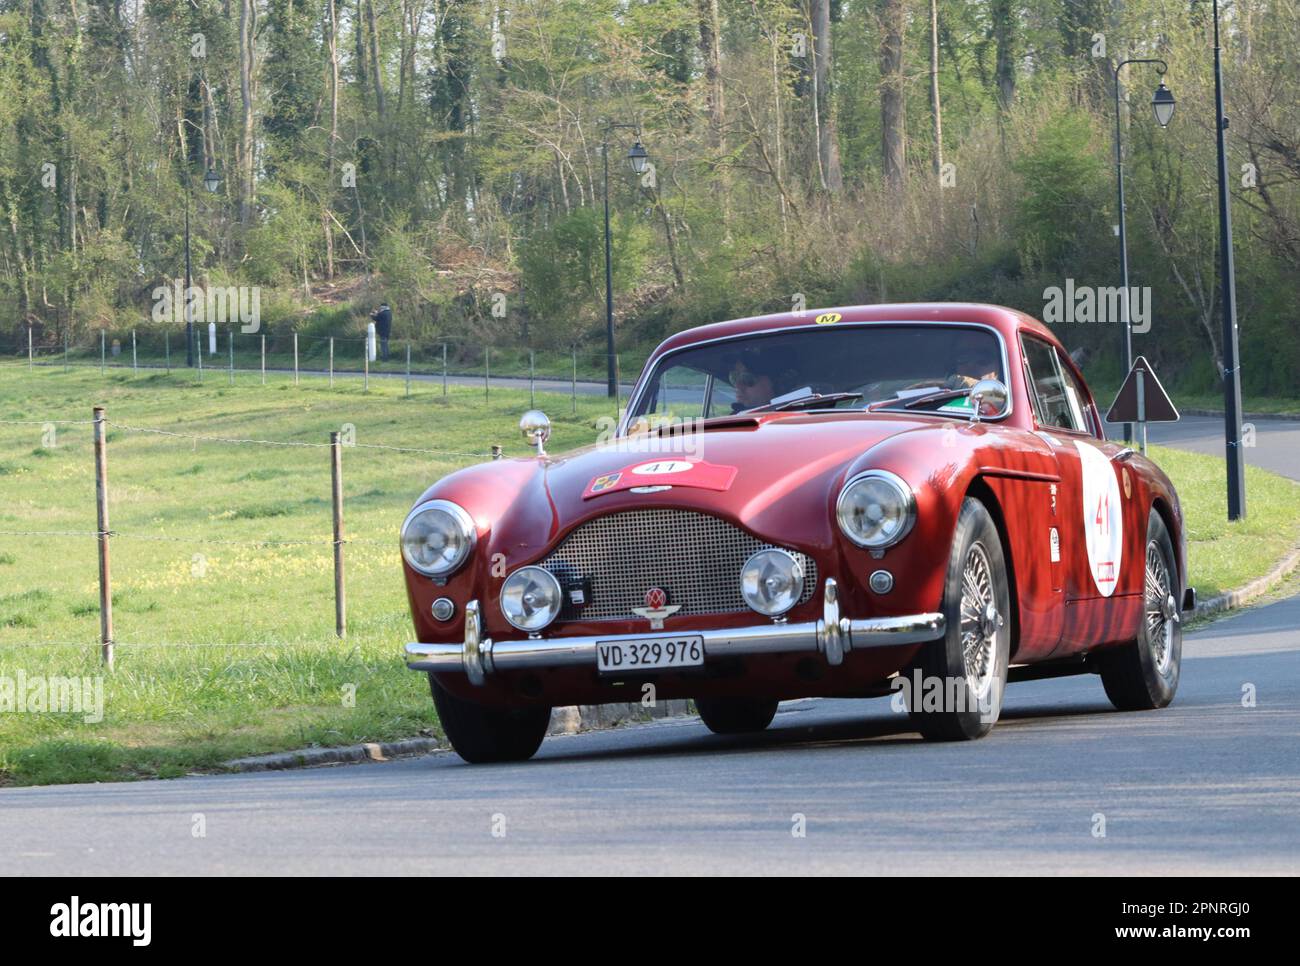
184;167;221;367
1206;0;1246;520
1112;58;1174;443
602;123;650;398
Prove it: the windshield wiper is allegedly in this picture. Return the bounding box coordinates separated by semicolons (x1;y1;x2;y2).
898;386;970;409
748;391;864;414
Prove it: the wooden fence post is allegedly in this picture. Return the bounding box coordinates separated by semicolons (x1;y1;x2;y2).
93;406;115;670
293;332;299;386
330;432;346;639
329;337;334;388
405;342;411;397
132;330;138;373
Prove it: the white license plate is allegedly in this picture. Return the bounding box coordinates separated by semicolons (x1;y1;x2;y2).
596;635;704;673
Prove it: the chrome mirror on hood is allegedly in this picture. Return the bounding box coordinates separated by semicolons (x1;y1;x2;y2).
520;410;551;455
969;379;1009;423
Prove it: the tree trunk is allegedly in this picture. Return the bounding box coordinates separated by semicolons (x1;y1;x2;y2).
929;0;943;177
697;0;730;220
325;0;339;279
879;0;907;191
697;0;725;147
367;0;387;119
991;0;1017;110
239;0;256;226
811;0;843;191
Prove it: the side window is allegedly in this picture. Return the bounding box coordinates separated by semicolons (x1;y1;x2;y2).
1021;337;1086;433
646;365;708;420
707;379;737;417
1053;350;1095;436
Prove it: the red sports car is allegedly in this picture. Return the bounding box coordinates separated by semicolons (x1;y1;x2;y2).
402;303;1192;763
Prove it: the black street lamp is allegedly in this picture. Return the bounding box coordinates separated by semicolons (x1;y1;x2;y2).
184;166;222;367
602;123;649;398
1206;0;1246;520
1112;58;1174;443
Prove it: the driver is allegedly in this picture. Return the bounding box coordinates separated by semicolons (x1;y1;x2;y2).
728;351;779;412
944;333;1001;389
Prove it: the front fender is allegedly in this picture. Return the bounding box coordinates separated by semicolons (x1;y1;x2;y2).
832;422;1058;624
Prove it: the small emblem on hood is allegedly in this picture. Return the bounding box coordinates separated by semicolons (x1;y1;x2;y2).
632;587;681;630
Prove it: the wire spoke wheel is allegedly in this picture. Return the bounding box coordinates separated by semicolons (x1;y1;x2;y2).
1144;539;1176;676
1098;509;1182;712
958;541;1000;700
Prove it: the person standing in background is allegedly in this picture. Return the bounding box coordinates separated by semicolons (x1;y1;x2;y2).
370;302;392;361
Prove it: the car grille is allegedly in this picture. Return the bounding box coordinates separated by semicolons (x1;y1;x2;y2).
539;509;817;622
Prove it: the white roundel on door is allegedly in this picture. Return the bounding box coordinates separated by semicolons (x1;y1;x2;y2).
1074;441;1124;596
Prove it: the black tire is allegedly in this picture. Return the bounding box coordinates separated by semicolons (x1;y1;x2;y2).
694;696;779;735
428;674;550;764
1097;510;1181;711
906;497;1012;741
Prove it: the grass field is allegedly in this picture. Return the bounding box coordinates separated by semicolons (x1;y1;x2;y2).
1;365;1298;786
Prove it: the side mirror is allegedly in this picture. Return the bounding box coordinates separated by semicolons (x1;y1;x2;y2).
969;379;1009;423
519;410;551;456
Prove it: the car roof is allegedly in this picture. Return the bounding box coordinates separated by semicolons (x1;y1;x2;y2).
651;303;1061;357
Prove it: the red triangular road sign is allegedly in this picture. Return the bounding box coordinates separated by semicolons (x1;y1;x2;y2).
1106;356;1180;423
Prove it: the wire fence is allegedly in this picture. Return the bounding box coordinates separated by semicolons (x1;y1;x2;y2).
0;325;643;412
0;407;507;664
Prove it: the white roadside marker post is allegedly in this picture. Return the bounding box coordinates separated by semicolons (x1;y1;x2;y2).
330;432;346;639
92;406;114;670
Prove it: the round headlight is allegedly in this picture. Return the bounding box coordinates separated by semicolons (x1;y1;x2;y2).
740;548;805;617
836;470;916;550
400;500;476;577
501;566;563;632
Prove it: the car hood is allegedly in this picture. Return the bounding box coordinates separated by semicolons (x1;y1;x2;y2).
423;411;942;559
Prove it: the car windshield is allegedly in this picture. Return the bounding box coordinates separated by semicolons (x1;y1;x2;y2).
629;323;1006;421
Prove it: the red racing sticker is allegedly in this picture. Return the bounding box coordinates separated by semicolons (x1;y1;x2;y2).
583;458;738;499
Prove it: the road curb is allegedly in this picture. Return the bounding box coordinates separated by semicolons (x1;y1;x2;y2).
224;737;443;772
222;701;698;773
1182;408;1300;422
1192;545;1300;620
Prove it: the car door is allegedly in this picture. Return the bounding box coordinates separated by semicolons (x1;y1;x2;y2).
1019;336;1139;654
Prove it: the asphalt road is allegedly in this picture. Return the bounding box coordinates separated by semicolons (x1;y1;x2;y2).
1;604;1297;875
1;412;1296;875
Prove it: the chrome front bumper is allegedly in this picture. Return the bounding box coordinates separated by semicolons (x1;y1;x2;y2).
405;578;945;686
